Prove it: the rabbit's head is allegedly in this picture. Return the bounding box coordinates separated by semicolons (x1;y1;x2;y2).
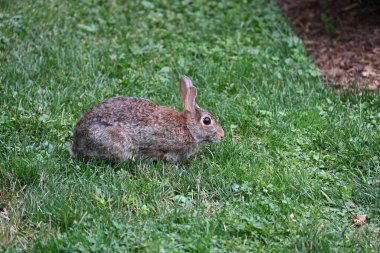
179;76;224;143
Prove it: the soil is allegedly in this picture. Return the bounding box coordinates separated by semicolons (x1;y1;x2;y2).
278;0;380;91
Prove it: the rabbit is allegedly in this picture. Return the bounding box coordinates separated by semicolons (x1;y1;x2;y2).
70;76;224;163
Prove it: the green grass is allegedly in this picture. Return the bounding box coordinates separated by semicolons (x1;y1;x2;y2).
1;0;379;252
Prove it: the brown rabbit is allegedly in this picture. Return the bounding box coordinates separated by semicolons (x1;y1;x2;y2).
70;76;224;163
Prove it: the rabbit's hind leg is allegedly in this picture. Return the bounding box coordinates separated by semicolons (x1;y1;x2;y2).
163;152;185;163
89;126;134;161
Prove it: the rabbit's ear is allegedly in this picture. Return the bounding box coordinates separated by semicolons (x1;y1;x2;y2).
179;76;197;112
185;86;197;113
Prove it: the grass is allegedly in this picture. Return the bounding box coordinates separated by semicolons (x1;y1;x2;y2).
0;0;379;251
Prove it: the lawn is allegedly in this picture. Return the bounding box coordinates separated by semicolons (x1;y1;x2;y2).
1;0;379;252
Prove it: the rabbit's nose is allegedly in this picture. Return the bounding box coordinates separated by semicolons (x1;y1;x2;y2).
219;128;225;138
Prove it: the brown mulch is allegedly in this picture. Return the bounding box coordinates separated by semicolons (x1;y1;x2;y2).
279;0;380;91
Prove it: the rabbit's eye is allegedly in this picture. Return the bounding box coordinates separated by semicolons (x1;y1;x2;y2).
203;116;211;125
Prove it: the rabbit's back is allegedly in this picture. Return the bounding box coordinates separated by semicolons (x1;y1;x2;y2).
79;96;158;126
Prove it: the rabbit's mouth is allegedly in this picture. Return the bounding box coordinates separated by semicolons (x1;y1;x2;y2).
209;135;223;143
201;136;221;143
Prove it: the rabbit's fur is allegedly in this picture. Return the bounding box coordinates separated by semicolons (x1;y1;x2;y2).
70;76;224;163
